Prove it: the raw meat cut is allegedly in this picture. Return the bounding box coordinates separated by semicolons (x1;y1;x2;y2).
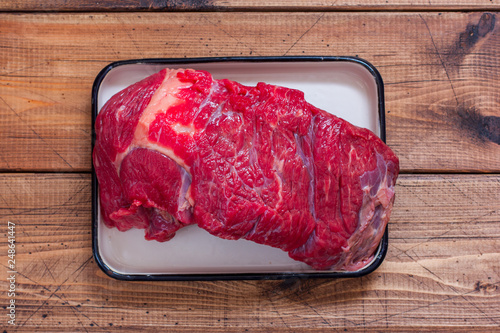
93;68;399;270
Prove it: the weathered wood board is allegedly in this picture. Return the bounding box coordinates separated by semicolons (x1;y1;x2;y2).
0;173;498;331
1;4;499;331
1;0;500;11
1;12;499;173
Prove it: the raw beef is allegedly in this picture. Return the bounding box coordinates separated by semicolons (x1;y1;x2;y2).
93;68;399;270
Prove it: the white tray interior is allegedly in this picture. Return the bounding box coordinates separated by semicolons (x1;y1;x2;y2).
96;60;382;275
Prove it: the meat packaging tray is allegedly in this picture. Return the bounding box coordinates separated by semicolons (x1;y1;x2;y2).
92;56;388;280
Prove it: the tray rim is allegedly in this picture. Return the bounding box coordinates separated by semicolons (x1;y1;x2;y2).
91;55;388;281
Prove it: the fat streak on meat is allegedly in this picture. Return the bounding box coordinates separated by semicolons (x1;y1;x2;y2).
93;68;399;270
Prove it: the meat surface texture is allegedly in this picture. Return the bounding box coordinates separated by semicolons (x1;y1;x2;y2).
93;68;399;270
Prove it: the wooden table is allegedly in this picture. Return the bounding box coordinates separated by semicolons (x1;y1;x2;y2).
1;1;499;331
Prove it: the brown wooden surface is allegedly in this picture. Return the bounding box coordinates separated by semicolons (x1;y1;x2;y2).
1;12;499;173
0;174;499;331
1;0;500;12
0;2;499;332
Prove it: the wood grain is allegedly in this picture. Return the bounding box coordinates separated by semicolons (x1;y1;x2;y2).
1;0;499;12
0;12;499;173
2;1;499;332
0;173;498;331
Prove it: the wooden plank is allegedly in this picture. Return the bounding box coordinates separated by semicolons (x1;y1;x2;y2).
0;12;499;172
1;0;499;12
0;173;499;331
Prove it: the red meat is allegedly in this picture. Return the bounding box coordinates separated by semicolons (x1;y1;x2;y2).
93;68;399;270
